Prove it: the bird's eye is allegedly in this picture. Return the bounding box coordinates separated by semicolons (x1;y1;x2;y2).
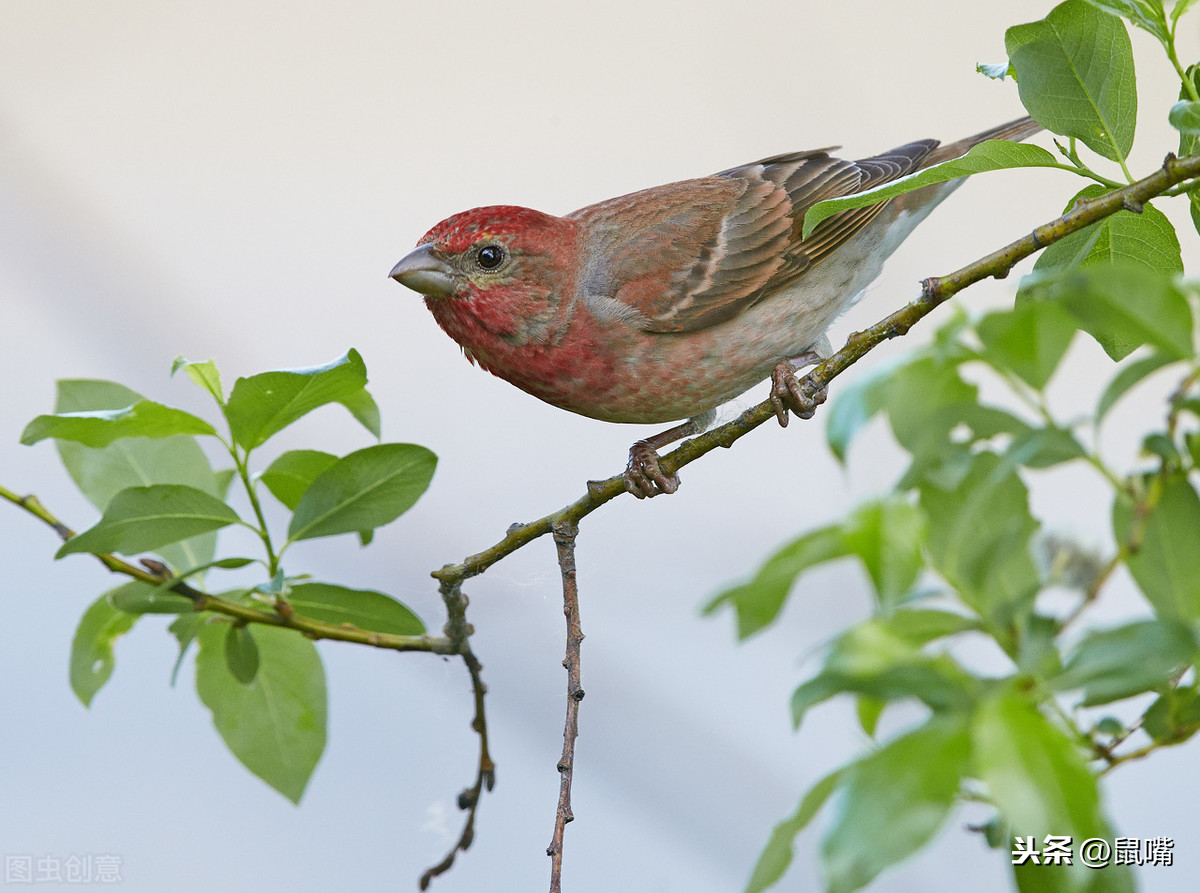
476;244;505;270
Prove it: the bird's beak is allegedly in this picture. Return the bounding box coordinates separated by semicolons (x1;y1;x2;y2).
389;244;457;296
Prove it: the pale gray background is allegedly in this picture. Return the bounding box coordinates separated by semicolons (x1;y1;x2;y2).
1;2;1196;891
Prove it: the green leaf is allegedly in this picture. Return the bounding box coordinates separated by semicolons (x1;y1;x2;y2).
287;443;437;542
790;620;978;728
54;379;143;413
1142;685;1200;743
1001;426;1087;471
840;498;926;609
69;590;138;707
1022;265;1193;361
171;356;225;404
51;379;223;572
224;624;260;684
1142;431;1180;465
974;689;1123;893
1053;619;1197;705
977;61;1014;80
1082;0;1170;42
880;356;985;485
287;582;425;635
1006;0;1138;163
203;556;257;570
803;142;1058;237
338;388;382;439
1013;855;1136;893
821;717;971;893
21;400;215;447
1024;186;1183;279
168;613;207;687
856;696;885;738
1172;0;1200;25
882;609;981;644
1169;99;1200;134
745;769;843;893
1017;614;1064;677
1187;430;1200;467
56;484;242;558
976;302;1077;389
705;525;847;639
956;405;1035;442
885;357;976;450
791;675;846;728
1181;67;1200;236
1114;474;1200;620
919;452;1040;625
825;363;894;463
1096;352;1178;422
223;349;369;449
195;622;326;803
108;579;196;615
214;468;237;498
259;450;338;510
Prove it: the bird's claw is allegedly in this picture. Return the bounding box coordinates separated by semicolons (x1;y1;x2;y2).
770;360;827;427
624;440;680;499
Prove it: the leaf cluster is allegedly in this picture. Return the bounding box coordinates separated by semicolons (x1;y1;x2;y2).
27;349;435;802
714;2;1200;891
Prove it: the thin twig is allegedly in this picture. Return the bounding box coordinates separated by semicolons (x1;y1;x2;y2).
419;580;496;890
1099;740;1159;776
432;153;1200;590
0;484;450;653
547;520;583;893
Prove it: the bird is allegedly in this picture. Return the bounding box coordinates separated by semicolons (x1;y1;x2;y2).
390;117;1041;498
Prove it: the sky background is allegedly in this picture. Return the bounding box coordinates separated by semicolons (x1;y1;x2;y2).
1;2;1197;892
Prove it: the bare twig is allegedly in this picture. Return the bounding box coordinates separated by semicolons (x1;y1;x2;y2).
432;153;1200;591
547;520;583;893
419;580;496;889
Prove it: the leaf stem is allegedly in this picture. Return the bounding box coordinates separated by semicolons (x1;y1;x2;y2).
231;445;279;575
1165;30;1200;103
1056;138;1126;188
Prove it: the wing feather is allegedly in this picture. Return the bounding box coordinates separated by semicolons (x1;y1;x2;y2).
571;137;944;333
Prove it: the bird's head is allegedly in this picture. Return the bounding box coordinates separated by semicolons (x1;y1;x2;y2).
390;205;576;300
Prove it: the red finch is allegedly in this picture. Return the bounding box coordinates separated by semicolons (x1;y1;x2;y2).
391;117;1040;497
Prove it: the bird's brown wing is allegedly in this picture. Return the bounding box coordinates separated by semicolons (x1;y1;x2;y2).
569;140;939;334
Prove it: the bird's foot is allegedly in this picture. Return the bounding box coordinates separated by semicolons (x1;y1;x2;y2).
624;440;680;499
621;417;708;499
769;351;828;427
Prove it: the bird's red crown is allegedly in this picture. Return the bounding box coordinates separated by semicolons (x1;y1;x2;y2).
418;205;569;257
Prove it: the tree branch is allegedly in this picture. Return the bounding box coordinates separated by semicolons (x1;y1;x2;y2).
0;483;454;654
419;580;496;889
433;153;1200;588
546;520;583;893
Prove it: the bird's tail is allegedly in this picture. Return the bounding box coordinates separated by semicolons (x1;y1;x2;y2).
925;115;1043;166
